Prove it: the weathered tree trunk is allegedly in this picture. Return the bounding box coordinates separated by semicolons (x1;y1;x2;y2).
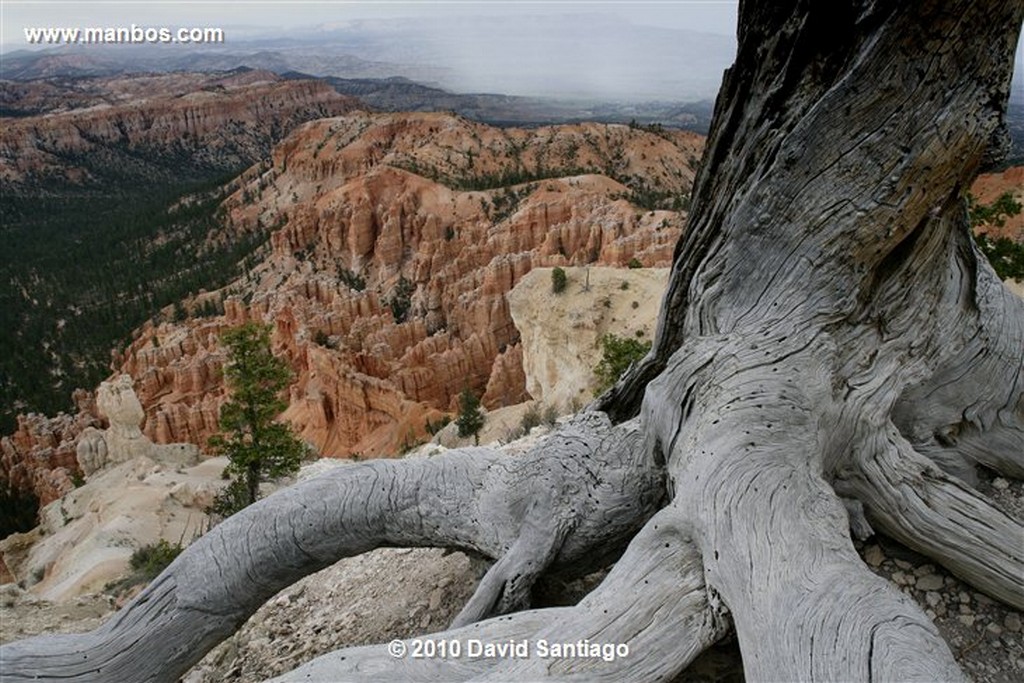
2;1;1022;681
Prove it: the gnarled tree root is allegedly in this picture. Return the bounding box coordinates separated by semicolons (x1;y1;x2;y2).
0;413;664;683
838;427;1024;610
269;506;728;682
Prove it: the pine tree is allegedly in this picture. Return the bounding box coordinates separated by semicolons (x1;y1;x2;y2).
456;388;485;446
209;322;305;517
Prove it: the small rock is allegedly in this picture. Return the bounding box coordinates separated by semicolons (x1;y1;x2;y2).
913;564;935;577
958;592;971;604
894;559;912;570
428;587;443;611
1005;613;1022;632
916;574;944;591
864;545;884;567
992;477;1009;490
958;614;975;627
987;622;1003;636
892;571;908;585
925;591;942;607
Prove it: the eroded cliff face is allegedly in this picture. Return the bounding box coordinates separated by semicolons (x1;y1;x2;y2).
120;112;705;456
0;392;101;507
0;70;361;187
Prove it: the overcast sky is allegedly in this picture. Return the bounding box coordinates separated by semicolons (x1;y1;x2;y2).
1;1;741;48
2;1;1021;101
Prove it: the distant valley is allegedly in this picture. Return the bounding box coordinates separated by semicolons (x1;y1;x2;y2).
0;70;359;432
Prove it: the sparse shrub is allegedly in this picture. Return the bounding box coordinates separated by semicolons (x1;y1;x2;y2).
975;234;1024;280
627;257;643;269
620;281;630;290
400;431;424;455
969;191;1022;229
542;405;559;426
969;192;1024;280
552;267;568;294
388;276;415;323
208;478;250;519
426;416;452;436
105;538;186;596
594;333;652;393
520;403;544;434
129;539;183;581
313;330;330;347
339;268;366;292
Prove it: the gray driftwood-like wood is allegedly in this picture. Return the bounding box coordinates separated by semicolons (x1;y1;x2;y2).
2;1;1023;681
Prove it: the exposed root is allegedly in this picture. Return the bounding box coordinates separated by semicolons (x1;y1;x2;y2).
270;506;728;682
639;326;966;681
893;262;1024;482
0;414;664;682
838;426;1024;610
450;506;567;628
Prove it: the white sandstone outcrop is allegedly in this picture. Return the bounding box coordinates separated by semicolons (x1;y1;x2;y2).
0;456;226;601
77;375;200;476
1;376;210;600
508;267;668;410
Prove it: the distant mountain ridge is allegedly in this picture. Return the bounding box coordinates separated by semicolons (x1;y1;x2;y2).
1;13;736;103
280;72;717;132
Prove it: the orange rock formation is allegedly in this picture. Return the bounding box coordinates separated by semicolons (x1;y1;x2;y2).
120;112;704;456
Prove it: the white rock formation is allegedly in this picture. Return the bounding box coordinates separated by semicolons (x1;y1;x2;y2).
508;267;668;410
0;456;227;601
76;375;200;477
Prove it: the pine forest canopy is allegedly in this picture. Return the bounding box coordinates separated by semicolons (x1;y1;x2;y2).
1;1;1023;681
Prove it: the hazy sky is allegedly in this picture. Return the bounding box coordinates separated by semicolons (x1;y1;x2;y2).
1;1;741;48
2;1;1020;101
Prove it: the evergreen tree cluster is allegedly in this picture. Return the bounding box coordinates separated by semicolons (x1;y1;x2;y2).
0;171;267;433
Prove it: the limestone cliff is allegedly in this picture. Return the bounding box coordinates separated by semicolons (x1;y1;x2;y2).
0;391;100;507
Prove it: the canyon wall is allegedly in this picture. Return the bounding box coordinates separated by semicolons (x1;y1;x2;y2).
0;70;361;187
120;112;704;456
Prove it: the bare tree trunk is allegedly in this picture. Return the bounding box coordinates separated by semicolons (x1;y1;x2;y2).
2;1;1022;681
